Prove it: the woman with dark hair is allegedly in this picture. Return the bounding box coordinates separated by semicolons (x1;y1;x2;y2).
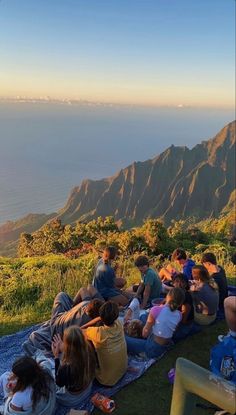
0;356;55;415
171;273;198;342
172;273;194;323
190;265;219;325
201;252;228;310
51;325;95;410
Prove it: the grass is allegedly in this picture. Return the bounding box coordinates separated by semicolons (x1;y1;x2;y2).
93;321;227;415
1;317;227;415
0;308;50;336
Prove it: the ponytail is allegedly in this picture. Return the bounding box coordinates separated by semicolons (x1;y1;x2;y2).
166;288;185;312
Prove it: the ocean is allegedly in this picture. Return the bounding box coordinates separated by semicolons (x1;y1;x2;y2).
0;102;234;225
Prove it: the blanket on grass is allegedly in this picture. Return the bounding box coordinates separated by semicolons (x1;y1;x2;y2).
0;325;156;414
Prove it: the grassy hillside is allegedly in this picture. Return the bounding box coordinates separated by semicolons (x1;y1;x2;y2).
0;237;234;414
0;248;235;336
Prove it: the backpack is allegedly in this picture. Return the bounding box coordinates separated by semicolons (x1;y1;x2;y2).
210;336;236;384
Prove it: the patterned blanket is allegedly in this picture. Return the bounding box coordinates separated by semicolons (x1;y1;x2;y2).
0;325;157;414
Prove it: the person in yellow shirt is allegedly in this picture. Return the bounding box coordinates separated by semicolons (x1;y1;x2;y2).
85;301;127;386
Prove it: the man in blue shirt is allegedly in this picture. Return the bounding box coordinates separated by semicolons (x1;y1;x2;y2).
159;248;195;282
93;246;129;306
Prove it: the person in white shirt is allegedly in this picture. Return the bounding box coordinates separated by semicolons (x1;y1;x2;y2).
124;297;141;323
0;356;53;414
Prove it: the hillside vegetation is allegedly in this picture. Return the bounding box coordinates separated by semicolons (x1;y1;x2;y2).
0;215;235;335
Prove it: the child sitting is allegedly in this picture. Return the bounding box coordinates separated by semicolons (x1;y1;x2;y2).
124;319;144;339
51;325;95;410
0;356;54;415
124;297;141;323
85;301;128;386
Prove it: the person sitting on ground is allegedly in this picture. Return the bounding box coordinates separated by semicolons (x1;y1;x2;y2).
125;287;185;358
172;273;194;324
123;297;141;323
50;285;104;337
134;255;162;309
51;325;95;411
190;265;219;325
201;252;228;310
171;273;196;342
0;357;54;415
93;246;130;306
85;301;128;386
124;319;144;339
159;248;195;283
23;285;104;356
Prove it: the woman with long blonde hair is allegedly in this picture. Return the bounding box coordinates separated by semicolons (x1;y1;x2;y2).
52;325;95;410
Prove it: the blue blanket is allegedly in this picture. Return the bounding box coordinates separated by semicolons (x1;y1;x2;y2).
0;326;157;414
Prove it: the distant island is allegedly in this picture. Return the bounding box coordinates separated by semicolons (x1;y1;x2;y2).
0;120;235;256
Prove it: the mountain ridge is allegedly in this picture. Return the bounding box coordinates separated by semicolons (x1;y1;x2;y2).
58;120;235;226
0;120;235;256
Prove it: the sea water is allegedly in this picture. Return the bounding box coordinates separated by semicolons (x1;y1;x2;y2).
0;102;234;224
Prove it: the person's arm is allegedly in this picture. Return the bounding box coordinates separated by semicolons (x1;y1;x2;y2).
159;267;175;281
80;316;101;329
198;301;209;315
114;277;126;289
52;334;63;357
189;281;200;292
135;282;144;297
124;308;132;323
180;303;192;323
55;360;68;387
84;326;101;344
10;403;23;412
142;312;155;338
10;391;30;412
141;283;151;309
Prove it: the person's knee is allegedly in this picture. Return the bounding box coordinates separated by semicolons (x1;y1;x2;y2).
115;277;126;289
87;284;98;297
54;292;68;302
224;296;236;310
109;294;129;307
77;287;90;300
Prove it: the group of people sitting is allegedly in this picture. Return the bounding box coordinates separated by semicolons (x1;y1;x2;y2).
0;246;233;414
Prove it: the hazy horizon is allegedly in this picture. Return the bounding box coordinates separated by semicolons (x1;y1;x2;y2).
0;103;234;225
0;0;234;107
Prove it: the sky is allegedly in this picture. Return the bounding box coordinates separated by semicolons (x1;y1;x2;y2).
0;0;235;107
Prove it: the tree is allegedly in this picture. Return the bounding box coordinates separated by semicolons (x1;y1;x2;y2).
18;233;34;257
142;219;172;255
